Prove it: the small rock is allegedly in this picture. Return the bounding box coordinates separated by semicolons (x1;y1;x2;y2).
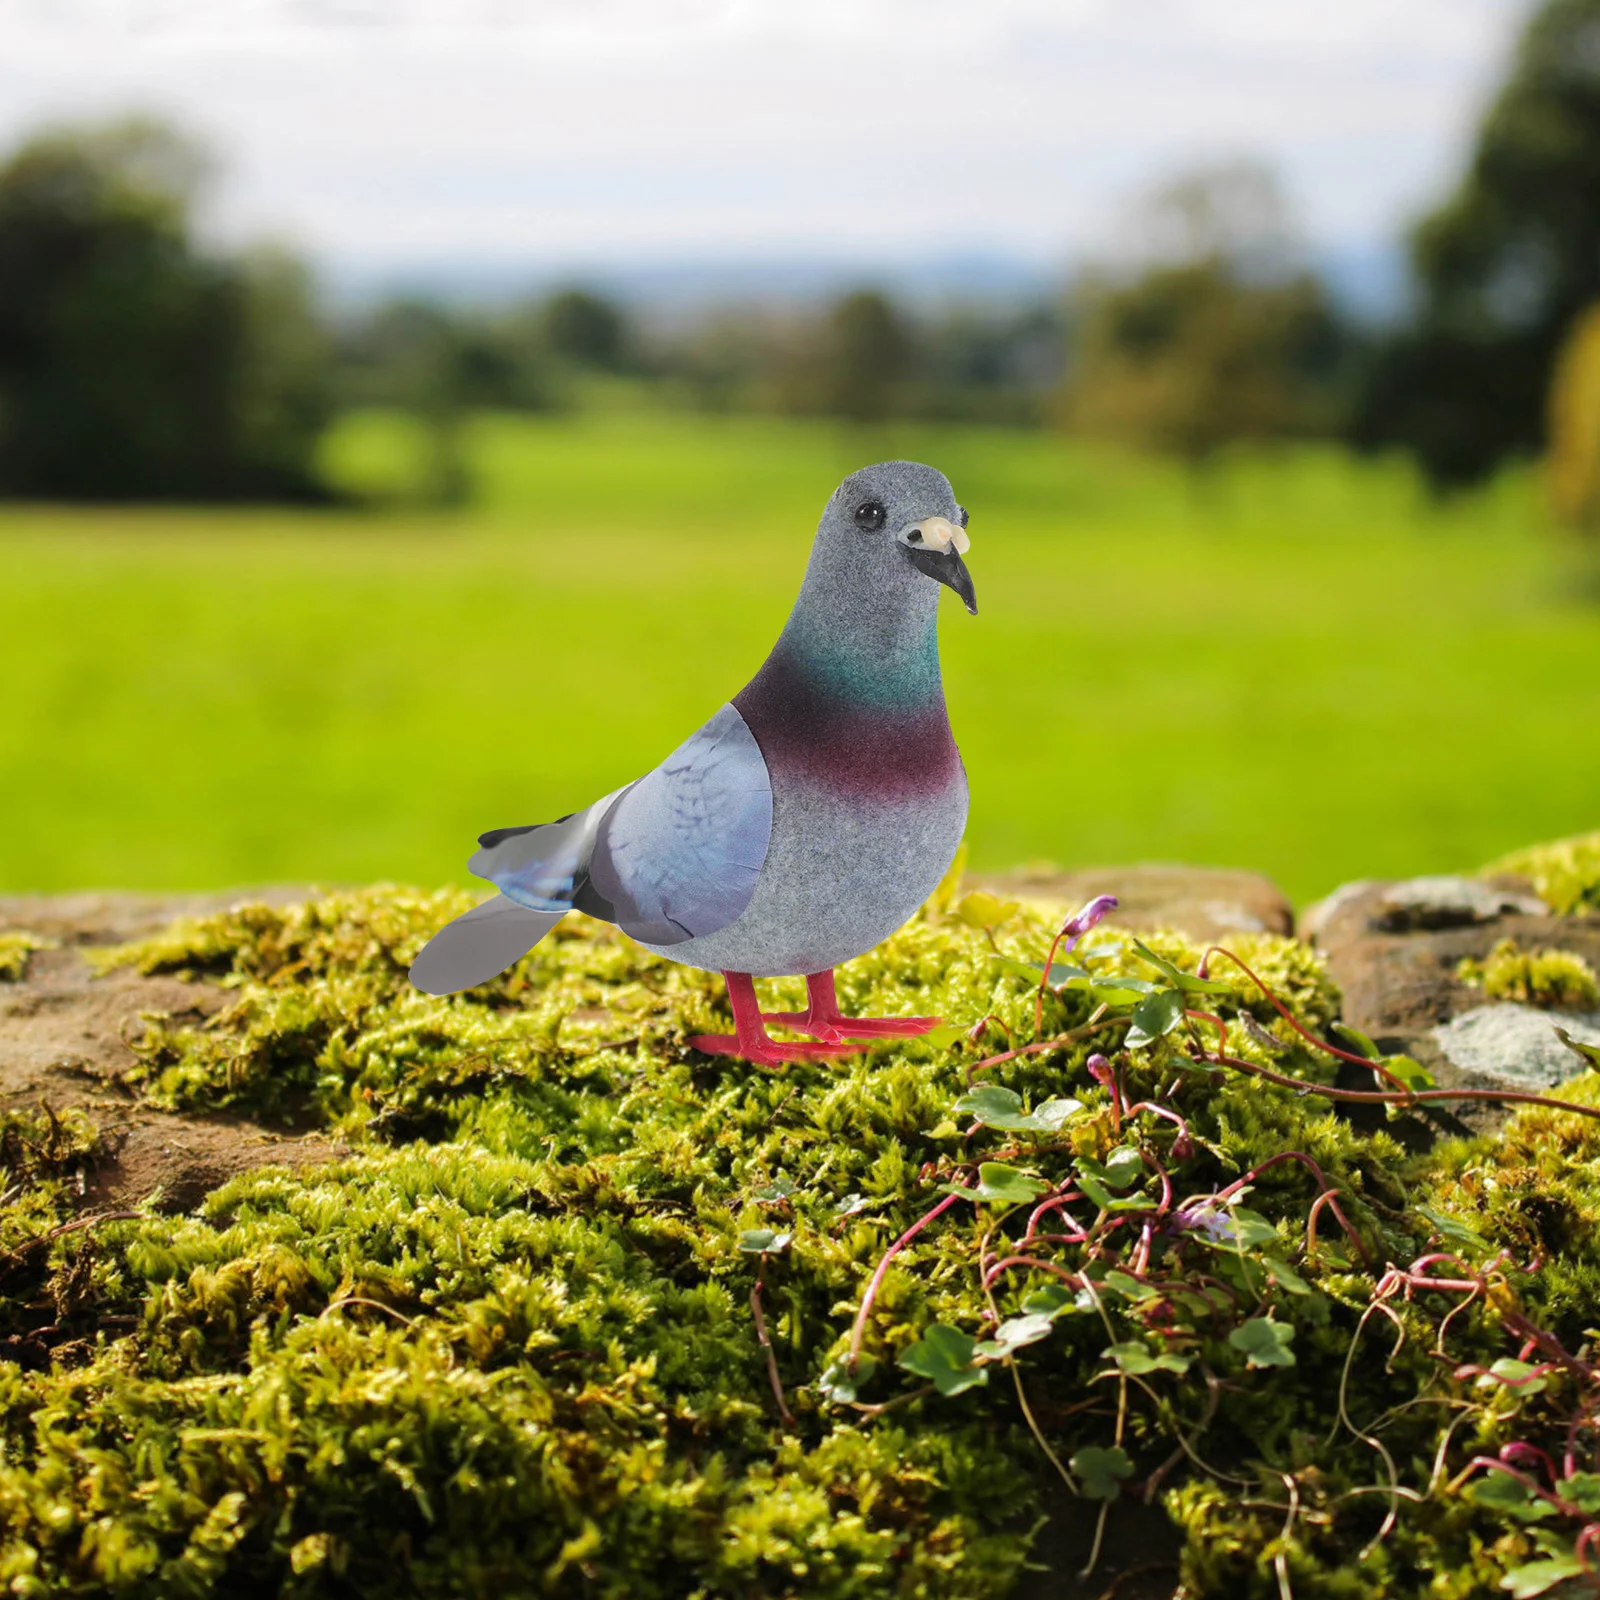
1429;1004;1600;1091
1376;877;1548;932
1302;876;1549;945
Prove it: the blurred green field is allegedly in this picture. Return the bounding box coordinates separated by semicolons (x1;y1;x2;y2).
2;410;1597;906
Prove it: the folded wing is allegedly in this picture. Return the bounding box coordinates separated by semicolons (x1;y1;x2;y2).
407;703;772;994
588;702;773;945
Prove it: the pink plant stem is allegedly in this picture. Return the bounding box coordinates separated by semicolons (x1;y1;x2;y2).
1196;1046;1600;1123
983;1254;1084;1292
847;1187;967;1369
1196;946;1414;1088
1023;1194;1090;1246
1127;1101;1191;1141
1132;1221;1155;1276
1305;1188;1374;1272
749;1264;795;1427
965;1016;1130;1083
1204;1149;1336;1206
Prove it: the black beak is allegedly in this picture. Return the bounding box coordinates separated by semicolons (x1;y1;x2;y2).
899;544;978;615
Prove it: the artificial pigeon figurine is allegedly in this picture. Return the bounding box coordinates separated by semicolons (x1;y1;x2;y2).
409;460;976;1066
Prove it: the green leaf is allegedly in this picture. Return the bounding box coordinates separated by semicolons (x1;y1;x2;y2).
1470;1472;1555;1521
1229;1317;1296;1368
1416;1204;1484;1250
1383;1054;1435;1092
833;1192;869;1219
1131;939;1234;995
1501;1559;1585;1599
1078;1146;1145;1190
1561;1472;1600;1513
973;1162;1049;1205
974;1313;1056;1358
1227;1207;1281;1250
1483;1357;1549;1395
1088;977;1160;1007
1331;1021;1383;1060
1021;1283;1084;1318
1555;1027;1600;1070
1470;1473;1538;1511
1028;1098;1085;1131
1125;988;1184;1048
1263;1257;1314;1296
817;1355;877;1405
1074;1168;1145;1213
738;1228;791;1254
953;1085;1083;1134
1102;1269;1161;1303
1070;1444;1134;1501
1105;1340;1193;1376
753;1177;795;1201
898;1323;990;1396
1002;958;1094;990
955;891;1020;929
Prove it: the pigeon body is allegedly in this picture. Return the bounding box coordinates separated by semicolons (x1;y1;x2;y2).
410;459;976;1055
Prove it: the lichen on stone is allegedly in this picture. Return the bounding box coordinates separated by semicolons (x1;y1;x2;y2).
1458;937;1600;1009
1486;830;1600;916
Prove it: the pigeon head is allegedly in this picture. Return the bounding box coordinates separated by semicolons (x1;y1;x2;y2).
817;460;977;618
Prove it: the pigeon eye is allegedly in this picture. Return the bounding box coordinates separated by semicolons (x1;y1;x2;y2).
956;505;969;528
854;500;887;532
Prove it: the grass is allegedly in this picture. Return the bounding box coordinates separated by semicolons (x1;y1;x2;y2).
1;408;1597;903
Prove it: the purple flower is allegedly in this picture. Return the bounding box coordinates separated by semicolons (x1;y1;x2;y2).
1171;1205;1234;1243
1085;1053;1114;1087
1061;895;1118;947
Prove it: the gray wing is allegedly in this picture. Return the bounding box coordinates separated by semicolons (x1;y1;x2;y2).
588;702;772;946
467;784;633;913
409;895;565;996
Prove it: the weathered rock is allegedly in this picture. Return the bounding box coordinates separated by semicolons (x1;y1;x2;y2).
1304;875;1600;1122
1301;875;1548;945
971;864;1294;943
1429;1004;1600;1091
0;890;342;1209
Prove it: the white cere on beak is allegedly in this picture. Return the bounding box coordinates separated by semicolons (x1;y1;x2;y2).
898;516;971;555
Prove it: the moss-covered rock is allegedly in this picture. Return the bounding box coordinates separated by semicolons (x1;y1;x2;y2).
1458;938;1600;1010
1488;831;1600;917
0;859;1598;1597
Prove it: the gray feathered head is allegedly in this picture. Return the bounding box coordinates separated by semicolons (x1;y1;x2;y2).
811;460;977;618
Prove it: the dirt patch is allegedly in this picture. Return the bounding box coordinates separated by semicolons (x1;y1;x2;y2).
0;890;345;1209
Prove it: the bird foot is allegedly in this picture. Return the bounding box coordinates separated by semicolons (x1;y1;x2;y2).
687;1032;852;1069
761;1011;943;1040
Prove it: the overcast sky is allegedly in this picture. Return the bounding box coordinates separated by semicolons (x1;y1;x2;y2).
0;0;1530;280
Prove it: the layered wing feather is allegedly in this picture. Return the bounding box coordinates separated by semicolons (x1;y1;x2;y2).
588;702;772;945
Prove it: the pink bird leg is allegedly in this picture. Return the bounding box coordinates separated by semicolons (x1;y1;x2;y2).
763;970;942;1040
688;972;853;1067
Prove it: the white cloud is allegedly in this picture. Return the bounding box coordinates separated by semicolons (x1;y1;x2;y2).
0;0;1531;273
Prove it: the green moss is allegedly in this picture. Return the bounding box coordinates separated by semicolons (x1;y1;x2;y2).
1486;830;1600;916
0;933;52;982
1458;938;1600;1009
0;867;1597;1595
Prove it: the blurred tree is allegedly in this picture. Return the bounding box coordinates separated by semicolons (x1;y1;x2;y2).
0;117;330;500
542;288;630;371
772;289;914;422
1549;303;1600;533
1353;0;1600;486
1065;164;1350;463
822;290;914;423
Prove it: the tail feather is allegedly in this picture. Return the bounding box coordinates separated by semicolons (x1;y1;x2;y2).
468;785;631;912
409;894;565;996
